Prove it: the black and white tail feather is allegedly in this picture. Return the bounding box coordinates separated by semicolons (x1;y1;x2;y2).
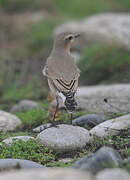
62;91;77;113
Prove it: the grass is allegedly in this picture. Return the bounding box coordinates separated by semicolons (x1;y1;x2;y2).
1;0;130;17
0;132;31;141
26;19;58;54
0;0;130;171
87;136;130;158
0;0;130;95
0;131;129;169
0;139;55;165
15;109;49;129
0;106;129;170
79;45;130;85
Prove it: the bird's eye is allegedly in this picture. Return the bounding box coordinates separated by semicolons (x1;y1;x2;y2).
68;36;73;40
65;35;73;41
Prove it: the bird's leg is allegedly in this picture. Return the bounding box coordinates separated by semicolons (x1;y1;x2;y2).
70;113;73;124
50;96;59;127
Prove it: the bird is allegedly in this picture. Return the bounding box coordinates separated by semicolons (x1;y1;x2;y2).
43;32;80;125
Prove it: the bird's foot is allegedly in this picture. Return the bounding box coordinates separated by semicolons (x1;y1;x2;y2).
49;121;59;128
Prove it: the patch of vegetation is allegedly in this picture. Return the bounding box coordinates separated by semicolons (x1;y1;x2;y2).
57;111;87;124
2;84;41;102
85;135;130;158
0;0;55;13
55;0;125;18
1;80;48;110
15;109;49;129
26;19;59;54
0;128;129;169
1;0;130;16
15;107;87;129
121;162;130;172
79;45;130;85
0;138;75;167
0;132;32;141
47;161;74;167
0;139;55;165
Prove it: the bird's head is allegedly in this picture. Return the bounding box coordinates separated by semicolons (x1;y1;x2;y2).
54;32;80;51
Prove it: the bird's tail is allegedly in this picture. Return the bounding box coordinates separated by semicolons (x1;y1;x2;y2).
62;91;77;113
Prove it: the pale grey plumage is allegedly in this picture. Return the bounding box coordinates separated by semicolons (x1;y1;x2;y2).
43;32;80;113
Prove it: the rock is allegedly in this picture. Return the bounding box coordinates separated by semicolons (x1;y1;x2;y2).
58;158;73;164
123;157;130;164
0;168;93;180
0;159;44;170
54;13;130;50
76;84;130;116
73;146;122;174
36;124;90;152
10;99;41;113
0;111;22;132
2;136;35;145
77;84;130;99
48;84;130;118
90;114;130;138
96;168;130;180
33;123;52;133
72;114;105;127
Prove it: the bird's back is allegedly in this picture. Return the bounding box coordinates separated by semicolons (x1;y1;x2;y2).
45;50;80;82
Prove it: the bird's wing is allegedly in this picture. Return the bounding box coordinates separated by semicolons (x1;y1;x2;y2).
52;78;78;93
43;56;79;92
43;56;80;80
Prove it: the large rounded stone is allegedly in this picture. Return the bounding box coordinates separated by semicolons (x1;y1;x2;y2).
0;168;93;180
90;114;130;138
33;123;52;133
0;111;22;132
96;168;130;180
77;84;130;116
2;136;35;145
36;124;90;152
73;146;122;174
72;114;105;127
54;13;130;50
10;99;41;113
0;159;44;170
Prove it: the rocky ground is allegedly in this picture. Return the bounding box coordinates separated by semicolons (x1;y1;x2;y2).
0;0;130;179
0;84;129;180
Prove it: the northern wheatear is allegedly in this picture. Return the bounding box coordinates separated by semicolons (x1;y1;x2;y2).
43;32;80;124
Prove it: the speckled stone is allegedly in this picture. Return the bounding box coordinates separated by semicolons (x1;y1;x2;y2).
0;168;93;180
0;111;22;132
10;99;41;113
0;159;44;169
96;168;130;180
36;124;90;152
73;146;122;174
90;114;130;138
2;136;35;145
72;114;105;127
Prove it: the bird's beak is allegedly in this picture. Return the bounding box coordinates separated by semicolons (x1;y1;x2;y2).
74;34;80;38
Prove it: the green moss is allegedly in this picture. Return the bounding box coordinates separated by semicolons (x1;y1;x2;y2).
79;45;130;85
121;162;130;173
26;19;58;54
86;136;130;158
47;161;74;167
0;130;129;169
0;139;55;165
0;132;31;141
0;0;54;13
2;84;38;102
55;0;130;18
15;109;49;129
58;111;87;124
